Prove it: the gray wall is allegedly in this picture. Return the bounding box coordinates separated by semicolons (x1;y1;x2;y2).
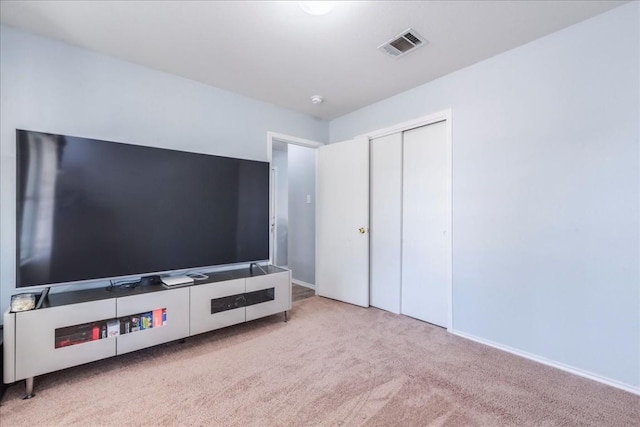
287;145;316;285
0;25;328;316
330;3;639;389
272;149;289;267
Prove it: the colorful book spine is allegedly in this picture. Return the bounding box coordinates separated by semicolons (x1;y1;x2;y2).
153;309;163;327
106;319;120;337
140;312;153;330
130;316;140;332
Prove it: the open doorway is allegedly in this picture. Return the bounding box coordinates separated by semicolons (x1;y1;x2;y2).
268;132;322;291
271;141;289;268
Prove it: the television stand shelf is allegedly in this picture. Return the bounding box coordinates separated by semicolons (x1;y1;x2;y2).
3;265;290;399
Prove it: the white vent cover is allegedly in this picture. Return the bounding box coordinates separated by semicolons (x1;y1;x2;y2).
378;28;427;58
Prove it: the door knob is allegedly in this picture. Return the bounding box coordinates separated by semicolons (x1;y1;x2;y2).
358;227;368;234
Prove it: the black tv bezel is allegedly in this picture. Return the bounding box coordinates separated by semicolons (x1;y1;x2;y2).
15;129;270;290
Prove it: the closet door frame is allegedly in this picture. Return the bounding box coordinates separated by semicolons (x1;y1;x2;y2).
358;109;453;331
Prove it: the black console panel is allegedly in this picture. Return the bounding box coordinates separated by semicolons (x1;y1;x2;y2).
245;288;275;306
210;288;275;314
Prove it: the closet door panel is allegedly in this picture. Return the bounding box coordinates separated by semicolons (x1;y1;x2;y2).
401;121;450;327
370;133;402;313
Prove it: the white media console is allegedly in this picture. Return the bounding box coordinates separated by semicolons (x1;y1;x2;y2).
3;265;291;398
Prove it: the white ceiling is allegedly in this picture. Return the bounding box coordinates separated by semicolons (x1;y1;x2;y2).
0;1;626;120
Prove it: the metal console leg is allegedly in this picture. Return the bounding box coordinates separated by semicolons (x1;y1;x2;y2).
23;377;35;399
284;311;288;323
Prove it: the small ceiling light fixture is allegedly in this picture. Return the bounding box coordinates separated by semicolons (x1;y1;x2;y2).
299;1;335;16
310;95;324;104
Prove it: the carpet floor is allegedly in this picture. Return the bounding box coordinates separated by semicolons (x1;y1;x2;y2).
1;296;638;426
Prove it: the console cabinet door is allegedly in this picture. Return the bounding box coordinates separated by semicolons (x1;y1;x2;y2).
116;288;190;355
190;279;246;335
245;271;291;321
15;299;116;380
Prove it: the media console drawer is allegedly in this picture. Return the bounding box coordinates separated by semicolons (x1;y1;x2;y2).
189;279;246;335
246;271;291;321
15;299;116;380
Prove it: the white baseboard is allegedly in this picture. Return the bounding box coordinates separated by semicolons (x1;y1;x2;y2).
452;329;640;396
292;279;315;290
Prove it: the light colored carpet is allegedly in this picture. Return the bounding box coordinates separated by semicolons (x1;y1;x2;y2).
1;296;638;426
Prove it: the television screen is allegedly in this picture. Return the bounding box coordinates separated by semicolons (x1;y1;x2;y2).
16;130;270;288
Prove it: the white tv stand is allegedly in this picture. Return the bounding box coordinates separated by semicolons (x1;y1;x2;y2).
3;265;290;398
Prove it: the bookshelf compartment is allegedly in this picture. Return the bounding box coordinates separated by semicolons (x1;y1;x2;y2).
116;288;189;355
54;319;113;348
118;308;166;335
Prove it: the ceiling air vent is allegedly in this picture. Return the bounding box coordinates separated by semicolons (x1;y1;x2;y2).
378;28;427;58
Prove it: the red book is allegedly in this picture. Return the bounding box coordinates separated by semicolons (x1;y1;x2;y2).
92;325;100;340
153;309;163;328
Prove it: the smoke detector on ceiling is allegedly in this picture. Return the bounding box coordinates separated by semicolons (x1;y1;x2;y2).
378;28;428;58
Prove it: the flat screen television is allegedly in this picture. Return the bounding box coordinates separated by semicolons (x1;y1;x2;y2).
16;129;270;288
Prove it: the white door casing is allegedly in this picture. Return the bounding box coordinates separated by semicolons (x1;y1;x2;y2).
267;131;323;275
316;137;370;307
270;166;278;266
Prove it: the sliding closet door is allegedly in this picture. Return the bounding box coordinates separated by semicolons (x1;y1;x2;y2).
401;121;450;327
370;133;402;313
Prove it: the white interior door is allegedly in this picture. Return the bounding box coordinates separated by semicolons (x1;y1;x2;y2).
370;133;402;313
401;121;450;327
317;137;370;307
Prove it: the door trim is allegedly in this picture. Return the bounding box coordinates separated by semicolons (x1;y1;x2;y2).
270;166;279;266
359;109;453;332
266;131;324;273
356;109;451;141
267;131;324;163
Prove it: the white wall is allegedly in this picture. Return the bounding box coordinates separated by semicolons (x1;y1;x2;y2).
0;25;328;317
287;145;316;285
272;149;289;267
330;3;639;390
